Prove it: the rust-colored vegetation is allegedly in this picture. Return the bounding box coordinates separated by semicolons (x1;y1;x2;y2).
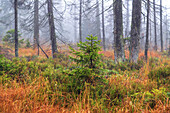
0;44;169;113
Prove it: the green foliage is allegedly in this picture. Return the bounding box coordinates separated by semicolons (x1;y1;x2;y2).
25;39;31;48
148;65;170;88
70;35;103;69
0;42;169;111
66;35;106;94
2;29;16;43
148;65;170;80
2;29;24;47
107;60;144;72
0;57;12;75
131;88;168;108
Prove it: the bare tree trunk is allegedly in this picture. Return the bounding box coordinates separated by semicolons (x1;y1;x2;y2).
153;0;157;51
130;0;142;63
169;37;170;56
14;0;18;57
47;0;58;58
114;0;124;62
96;0;101;41
166;14;168;50
74;4;77;43
34;0;39;56
160;0;163;52
125;0;130;38
102;0;106;51
150;14;152;49
79;0;82;42
145;0;150;62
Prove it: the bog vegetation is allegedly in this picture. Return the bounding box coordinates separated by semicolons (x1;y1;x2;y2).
0;35;169;112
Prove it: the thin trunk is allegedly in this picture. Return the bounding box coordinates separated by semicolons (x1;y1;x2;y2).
145;0;150;62
130;0;142;63
96;0;101;41
74;4;77;43
47;0;58;58
166;14;168;50
150;14;152;49
153;0;157;51
79;0;82;42
114;0;124;62
160;0;163;52
125;0;130;38
34;0;39;56
14;0;18;57
102;0;106;51
169;36;170;55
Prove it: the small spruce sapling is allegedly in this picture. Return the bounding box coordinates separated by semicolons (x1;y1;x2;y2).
66;35;105;94
69;35;103;71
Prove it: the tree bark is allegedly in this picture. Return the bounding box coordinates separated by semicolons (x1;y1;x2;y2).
160;0;163;52
130;0;142;63
153;0;157;51
125;0;130;38
166;14;168;50
74;4;77;43
79;0;82;42
102;0;106;51
34;0;39;56
47;0;58;58
114;0;124;62
145;0;150;62
14;0;18;57
96;0;101;41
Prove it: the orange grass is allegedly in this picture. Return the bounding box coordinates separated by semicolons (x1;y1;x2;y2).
0;73;169;112
0;60;169;113
0;45;169;112
99;50;162;60
2;43;163;60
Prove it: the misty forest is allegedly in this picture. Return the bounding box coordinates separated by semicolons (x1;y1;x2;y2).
0;0;169;112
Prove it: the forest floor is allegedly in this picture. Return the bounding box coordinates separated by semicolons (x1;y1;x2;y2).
0;45;14;59
0;45;169;113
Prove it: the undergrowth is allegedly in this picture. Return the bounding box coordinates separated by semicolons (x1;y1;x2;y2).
0;36;169;112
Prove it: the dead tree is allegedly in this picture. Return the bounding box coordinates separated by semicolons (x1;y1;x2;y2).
14;0;18;57
79;0;82;42
102;0;106;51
125;0;130;38
34;0;40;55
96;0;101;41
130;0;142;63
114;0;124;62
47;0;58;58
160;0;163;52
153;0;157;51
145;0;150;62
